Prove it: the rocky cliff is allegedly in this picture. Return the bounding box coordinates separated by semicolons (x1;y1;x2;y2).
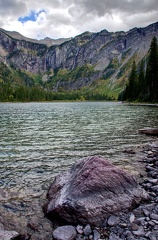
0;21;158;92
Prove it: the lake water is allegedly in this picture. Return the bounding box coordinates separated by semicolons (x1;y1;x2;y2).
0;101;158;205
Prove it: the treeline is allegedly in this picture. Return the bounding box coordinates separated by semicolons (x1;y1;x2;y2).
119;37;158;102
0;61;113;102
0;83;112;102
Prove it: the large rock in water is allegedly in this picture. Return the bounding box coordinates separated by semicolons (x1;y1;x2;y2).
138;128;158;136
44;156;147;226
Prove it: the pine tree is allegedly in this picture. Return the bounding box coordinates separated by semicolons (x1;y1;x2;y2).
138;59;145;100
127;61;138;101
145;36;158;102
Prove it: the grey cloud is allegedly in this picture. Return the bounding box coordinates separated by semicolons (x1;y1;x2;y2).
47;13;71;26
0;0;27;16
30;0;62;10
71;0;158;16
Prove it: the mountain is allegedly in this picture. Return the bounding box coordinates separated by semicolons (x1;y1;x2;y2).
0;28;71;47
0;22;158;98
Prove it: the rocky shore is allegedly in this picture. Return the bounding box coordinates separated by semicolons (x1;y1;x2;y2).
61;143;157;240
0;141;158;240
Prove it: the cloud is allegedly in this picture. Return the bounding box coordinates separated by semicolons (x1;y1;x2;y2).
0;0;27;17
73;0;158;16
0;0;158;39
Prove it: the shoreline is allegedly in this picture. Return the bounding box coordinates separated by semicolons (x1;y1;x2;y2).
0;100;158;106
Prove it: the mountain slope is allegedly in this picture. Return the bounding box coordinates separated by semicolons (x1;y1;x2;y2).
0;22;158;96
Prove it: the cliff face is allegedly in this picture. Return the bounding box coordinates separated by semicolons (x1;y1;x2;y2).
0;22;158;91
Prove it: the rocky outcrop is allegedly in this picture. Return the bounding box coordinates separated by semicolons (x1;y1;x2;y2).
44;156;147;226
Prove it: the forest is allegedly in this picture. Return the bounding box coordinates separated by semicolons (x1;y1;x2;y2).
119;36;158;102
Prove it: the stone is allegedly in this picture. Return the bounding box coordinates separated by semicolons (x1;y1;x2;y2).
83;237;88;240
135;217;146;226
52;225;77;240
129;213;135;223
131;223;139;231
44;156;146;226
76;234;84;240
126;236;135;240
155;205;158;213
123;149;135;154
83;224;92;236
109;233;122;240
76;225;83;234
148;232;157;240
150;213;158;221
143;209;150;217
148;221;155;227
107;215;119;227
132;226;145;236
0;230;20;240
93;229;101;240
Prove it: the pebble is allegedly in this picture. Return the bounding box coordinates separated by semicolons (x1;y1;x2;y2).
133;226;145;236
107;215;119;227
52;225;77;240
109;233;122;240
150;213;158;221
76;225;84;234
131;223;139;231
93;229;101;240
83;224;92;236
148;232;157;240
129;213;135;223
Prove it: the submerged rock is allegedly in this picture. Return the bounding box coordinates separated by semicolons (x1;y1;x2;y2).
44;156;147;226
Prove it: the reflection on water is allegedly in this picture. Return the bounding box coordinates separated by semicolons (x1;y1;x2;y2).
0;102;157;201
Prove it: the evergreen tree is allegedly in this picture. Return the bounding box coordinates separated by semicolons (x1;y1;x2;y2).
127;61;138;101
145;36;158;102
138;59;145;100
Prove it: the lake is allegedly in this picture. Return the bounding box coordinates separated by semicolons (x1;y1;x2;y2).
0;102;157;216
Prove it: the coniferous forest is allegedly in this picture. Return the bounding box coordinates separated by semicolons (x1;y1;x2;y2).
119;36;158;102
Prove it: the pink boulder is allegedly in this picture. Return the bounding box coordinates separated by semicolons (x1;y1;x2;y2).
44;156;147;226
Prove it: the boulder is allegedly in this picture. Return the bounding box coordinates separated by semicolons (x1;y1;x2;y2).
138;128;158;136
44;156;147;226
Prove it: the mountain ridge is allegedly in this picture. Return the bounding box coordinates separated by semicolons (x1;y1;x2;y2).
0;28;72;47
0;21;158;97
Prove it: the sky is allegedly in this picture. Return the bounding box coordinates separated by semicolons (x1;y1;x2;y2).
0;0;158;40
